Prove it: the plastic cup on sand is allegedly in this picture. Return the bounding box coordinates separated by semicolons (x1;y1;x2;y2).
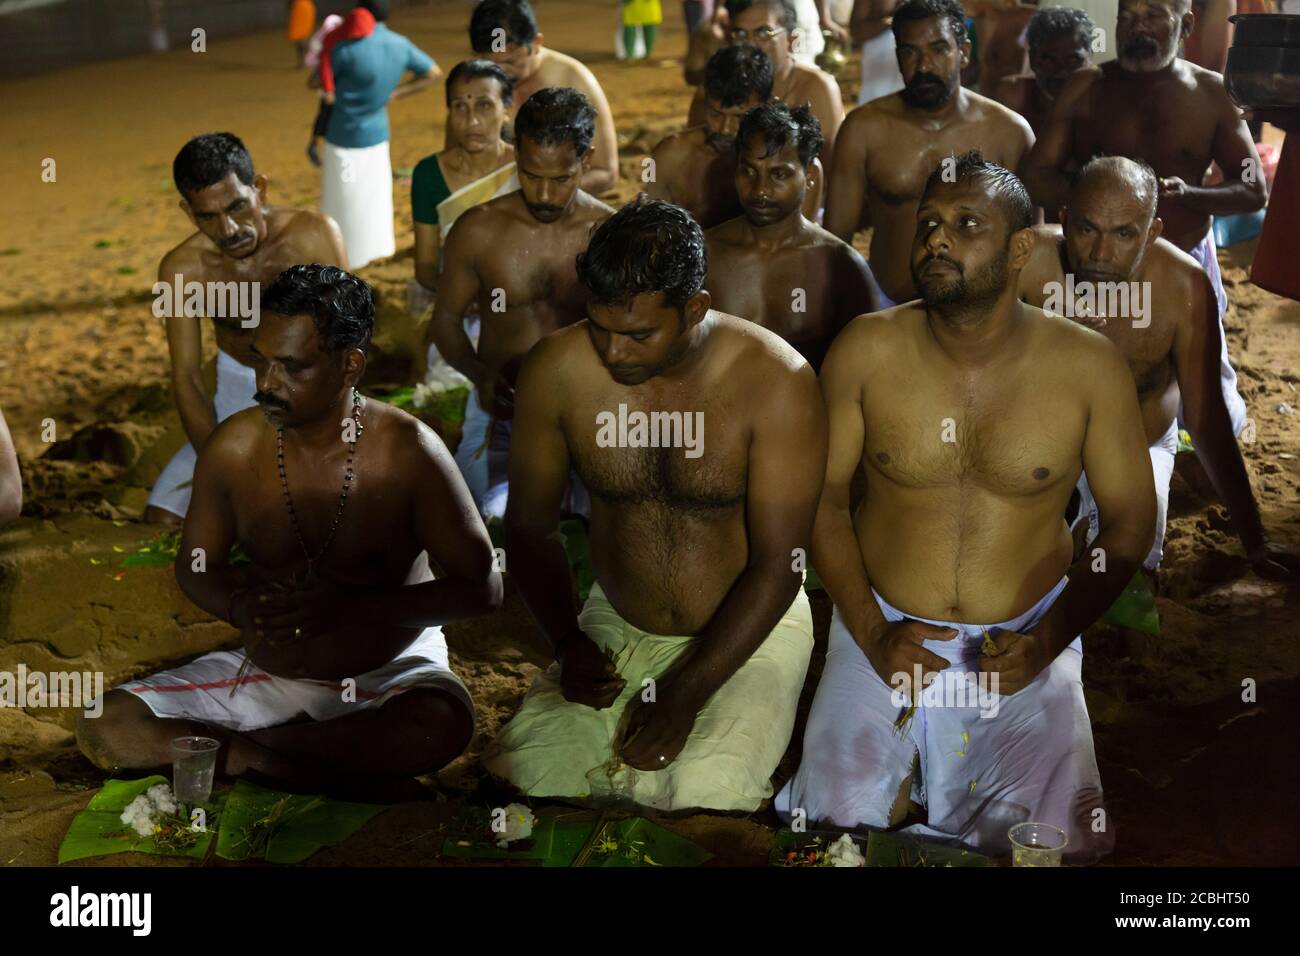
171;736;219;805
1008;822;1068;867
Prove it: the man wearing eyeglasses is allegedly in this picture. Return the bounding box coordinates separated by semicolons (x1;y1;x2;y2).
686;0;845;177
466;0;620;196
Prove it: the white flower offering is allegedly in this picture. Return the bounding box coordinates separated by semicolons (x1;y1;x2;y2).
826;833;866;867
119;782;181;838
495;803;537;848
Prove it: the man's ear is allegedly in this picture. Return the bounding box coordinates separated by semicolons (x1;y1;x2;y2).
1179;11;1195;41
1058;207;1069;231
581;146;593;171
533;32;545;53
1008;226;1036;272
342;348;368;388
685;289;712;326
254;173;270;205
1147;215;1164;246
960;38;972;70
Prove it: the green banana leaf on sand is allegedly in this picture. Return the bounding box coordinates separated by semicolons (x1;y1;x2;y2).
58;775;222;864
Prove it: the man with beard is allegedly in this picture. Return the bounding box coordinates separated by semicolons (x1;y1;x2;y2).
705;102;880;370
825;0;1034;306
1022;0;1267;436
776;153;1154;862
993;7;1097;137
79;265;502;796
427;88;613;519
147;133;347;525
1018;157;1300;580
684;1;844;176
467;0;620;195
484;197;826;812
648;44;826;229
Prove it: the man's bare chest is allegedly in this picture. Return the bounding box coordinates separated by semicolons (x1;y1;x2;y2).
1079;90;1216;173
865;374;1084;495
869;124;1014;203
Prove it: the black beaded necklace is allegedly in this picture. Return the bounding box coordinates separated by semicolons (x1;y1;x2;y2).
276;387;364;588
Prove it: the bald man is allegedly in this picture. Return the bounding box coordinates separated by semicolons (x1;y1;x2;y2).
1019;157;1299;581
1022;0;1267;436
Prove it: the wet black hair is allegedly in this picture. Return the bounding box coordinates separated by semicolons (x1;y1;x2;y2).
514;87;596;157
891;0;968;46
262;264;374;355
470;0;538;52
445;59;514;108
173;132;254;199
576;196;707;314
724;0;799;31
704;44;774;107
1072;155;1160;215
1026;6;1095;54
738;101;823;169
922;149;1033;234
357;0;389;21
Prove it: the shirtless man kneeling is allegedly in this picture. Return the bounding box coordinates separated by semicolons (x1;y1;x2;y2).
778;154;1155;861
484;198;827;812
706;102;880;370
1018;157;1300;579
428;87;613;518
79;265;502;796
147;132;347;525
825;0;1033;306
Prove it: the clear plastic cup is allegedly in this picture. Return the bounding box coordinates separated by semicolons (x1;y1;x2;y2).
171;736;219;805
585;763;640;812
1008;822;1068;867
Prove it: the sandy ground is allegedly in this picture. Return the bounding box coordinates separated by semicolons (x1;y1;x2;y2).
1;0;1299;867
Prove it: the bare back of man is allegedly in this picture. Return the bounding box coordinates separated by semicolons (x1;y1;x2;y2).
829;91;1033;302
844;303;1121;622
706;217;878;368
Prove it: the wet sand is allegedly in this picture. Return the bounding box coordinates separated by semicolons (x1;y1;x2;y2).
1;1;1298;866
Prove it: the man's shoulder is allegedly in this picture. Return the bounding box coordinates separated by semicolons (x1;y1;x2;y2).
451;193;520;236
547;48;605;94
716;312;814;381
573;190;616;220
792;62;840;97
654;126;703;154
965;88;1033;133
1177;56;1228;92
825;304;922;374
269;206;334;242
1032;304;1115;357
159;234;208;279
1145;235;1214;301
204;407;266;465
704;214;748;247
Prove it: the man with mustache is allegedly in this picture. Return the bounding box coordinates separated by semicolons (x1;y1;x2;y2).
426;88;612;519
824;0;1034;306
467;0;620;196
80;265;501;795
647;45;823;229
684;0;845;178
777;153;1154;861
484;197;826;811
705;102;880;370
1017;157;1300;580
1021;0;1267;437
146;133;347;525
993;6;1097;137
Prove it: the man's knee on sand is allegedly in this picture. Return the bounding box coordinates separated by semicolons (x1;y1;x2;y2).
376;688;474;776
76;690;168;771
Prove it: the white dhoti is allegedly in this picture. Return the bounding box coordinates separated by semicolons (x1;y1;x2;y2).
776;578;1112;863
147;348;258;519
1075;418;1178;572
1186;229;1248;437
858;30;905;105
484;583;814;812
320;139;395;269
